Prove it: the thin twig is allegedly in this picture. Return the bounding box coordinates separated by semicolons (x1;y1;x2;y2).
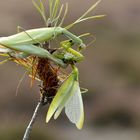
22;4;55;139
22;99;42;140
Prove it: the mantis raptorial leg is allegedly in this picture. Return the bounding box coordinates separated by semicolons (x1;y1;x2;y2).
53;40;84;63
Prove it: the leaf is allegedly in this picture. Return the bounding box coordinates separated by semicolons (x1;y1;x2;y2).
52;0;60;19
76;0;102;22
65;0;103;29
32;0;47;25
32;0;43;16
73;15;105;25
0;58;11;65
53;4;64;27
58;3;68;27
0;53;9;57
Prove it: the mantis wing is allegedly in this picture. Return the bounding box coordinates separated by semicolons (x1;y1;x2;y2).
65;81;84;129
46;65;84;129
53;80;78;120
46;73;75;122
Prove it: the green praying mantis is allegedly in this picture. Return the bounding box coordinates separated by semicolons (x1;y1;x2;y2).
0;26;85;129
0;27;85;67
0;0;104;129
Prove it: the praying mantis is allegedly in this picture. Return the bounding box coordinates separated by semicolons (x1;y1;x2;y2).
0;0;104;131
0;27;85;67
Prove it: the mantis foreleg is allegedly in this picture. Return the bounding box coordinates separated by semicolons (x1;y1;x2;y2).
53;40;84;63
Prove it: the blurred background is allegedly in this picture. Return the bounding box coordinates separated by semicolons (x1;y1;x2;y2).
0;0;140;140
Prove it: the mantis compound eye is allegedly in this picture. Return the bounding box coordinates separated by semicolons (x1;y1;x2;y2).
79;43;86;50
69;40;73;44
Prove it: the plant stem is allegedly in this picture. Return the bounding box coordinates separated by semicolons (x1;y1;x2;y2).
23;16;54;140
22;99;42;140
